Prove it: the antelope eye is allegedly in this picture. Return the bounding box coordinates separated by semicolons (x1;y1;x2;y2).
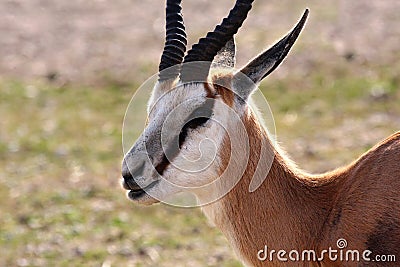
183;106;212;130
177;107;212;146
178;117;209;147
184;117;210;129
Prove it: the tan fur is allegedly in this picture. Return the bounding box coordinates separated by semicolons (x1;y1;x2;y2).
211;71;235;107
202;74;400;267
125;66;399;265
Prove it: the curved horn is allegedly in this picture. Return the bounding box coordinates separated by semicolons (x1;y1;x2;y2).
158;0;187;81
181;0;254;82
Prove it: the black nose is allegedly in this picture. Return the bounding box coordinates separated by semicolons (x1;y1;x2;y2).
122;160;144;191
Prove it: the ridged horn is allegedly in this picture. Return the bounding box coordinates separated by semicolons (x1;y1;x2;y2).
158;0;187;81
180;0;254;82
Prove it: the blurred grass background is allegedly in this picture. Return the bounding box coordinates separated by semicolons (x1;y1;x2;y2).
0;0;399;266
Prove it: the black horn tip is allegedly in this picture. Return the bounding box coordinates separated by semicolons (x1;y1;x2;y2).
180;0;254;82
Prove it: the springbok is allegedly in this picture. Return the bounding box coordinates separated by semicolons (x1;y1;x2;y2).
122;0;400;266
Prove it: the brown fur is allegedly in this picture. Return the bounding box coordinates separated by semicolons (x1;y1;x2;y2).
202;70;236;106
212;72;235;107
204;75;400;266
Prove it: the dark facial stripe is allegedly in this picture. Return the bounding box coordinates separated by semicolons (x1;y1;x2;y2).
154;88;215;176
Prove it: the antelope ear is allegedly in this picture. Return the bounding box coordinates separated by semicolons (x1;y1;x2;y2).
211;38;236;69
234;9;309;100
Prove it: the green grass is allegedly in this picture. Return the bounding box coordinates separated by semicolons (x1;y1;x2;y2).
0;80;240;266
261;65;400;172
0;65;399;266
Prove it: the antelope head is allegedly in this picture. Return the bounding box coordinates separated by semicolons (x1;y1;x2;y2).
122;0;309;206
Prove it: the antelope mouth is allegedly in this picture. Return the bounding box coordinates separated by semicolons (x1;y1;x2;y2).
125;180;160;201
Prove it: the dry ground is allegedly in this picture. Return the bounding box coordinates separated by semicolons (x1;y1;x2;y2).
1;0;399;84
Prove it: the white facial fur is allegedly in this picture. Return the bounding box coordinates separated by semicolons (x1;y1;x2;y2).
127;78;243;205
